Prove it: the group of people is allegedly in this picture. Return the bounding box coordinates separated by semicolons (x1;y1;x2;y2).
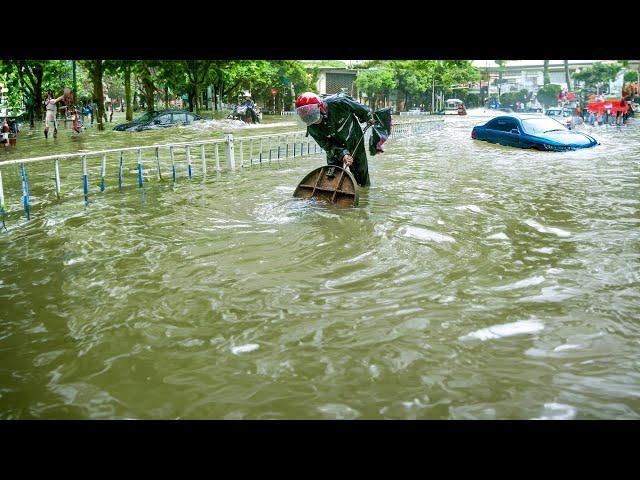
42;89;118;139
583;98;630;126
43;88;88;138
1;117;19;147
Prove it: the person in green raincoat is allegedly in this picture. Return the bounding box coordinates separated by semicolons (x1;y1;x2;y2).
295;91;375;187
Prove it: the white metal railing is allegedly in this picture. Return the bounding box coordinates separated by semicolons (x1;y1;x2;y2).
0;118;444;221
389;118;444;138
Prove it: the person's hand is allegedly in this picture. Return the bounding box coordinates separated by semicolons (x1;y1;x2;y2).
343;154;353;167
367;119;375;126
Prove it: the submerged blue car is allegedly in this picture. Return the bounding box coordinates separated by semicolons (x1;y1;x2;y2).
471;114;598;151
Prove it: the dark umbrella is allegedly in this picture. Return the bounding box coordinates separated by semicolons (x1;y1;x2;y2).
369;108;393;156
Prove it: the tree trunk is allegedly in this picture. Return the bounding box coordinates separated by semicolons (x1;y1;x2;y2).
165;83;169;109
138;70;156;113
543;60;550;85
19;62;44;120
124;64;133;121
89;61;106;131
142;81;155;113
564;60;571;91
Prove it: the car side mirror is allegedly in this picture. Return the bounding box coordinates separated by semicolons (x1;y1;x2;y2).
510;128;519;135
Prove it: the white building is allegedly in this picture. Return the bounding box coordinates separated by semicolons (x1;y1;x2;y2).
314;67;358;96
471;60;639;96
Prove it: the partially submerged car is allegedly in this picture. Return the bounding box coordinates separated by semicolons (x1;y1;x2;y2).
471;114;598;151
114;110;202;132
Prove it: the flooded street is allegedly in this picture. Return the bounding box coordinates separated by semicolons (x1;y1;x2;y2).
1;112;639;419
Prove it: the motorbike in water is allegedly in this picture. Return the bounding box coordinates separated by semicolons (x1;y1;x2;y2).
227;103;262;124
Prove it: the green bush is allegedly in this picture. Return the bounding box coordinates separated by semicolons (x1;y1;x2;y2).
464;92;480;108
536;84;562;107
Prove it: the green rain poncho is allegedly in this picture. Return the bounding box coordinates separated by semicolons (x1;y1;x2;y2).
306;93;373;187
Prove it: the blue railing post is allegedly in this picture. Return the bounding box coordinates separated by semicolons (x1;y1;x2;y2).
186;145;192;179
156;147;163;181
100;154;106;192
118;151;124;191
54;158;61;198
170;146;176;183
0;168;5;219
137;149;144;187
82;155;89;202
20;164;30;219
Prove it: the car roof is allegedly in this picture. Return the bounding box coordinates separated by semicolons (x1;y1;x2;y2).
488;114;548;121
151;109;195;114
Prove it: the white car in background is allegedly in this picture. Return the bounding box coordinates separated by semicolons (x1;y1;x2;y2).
545;107;576;130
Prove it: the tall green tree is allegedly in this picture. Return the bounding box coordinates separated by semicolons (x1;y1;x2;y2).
572;62;622;95
0;60;70;126
183;60;213;111
355;67;397;110
80;60;106;130
536;84;561;107
133;61;161;112
102;60;134;119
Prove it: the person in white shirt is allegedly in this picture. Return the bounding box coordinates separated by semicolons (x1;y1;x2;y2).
44;89;65;139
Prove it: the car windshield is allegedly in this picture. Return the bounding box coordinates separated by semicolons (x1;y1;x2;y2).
133;112;154;123
546;110;560;116
521;117;567;134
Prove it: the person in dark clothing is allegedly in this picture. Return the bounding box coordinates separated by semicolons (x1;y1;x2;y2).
296;91;375;187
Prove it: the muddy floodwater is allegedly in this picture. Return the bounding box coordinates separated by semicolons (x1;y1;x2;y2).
1;112;639;419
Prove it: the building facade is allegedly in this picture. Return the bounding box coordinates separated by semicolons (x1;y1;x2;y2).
471;60;640;97
315;68;358;96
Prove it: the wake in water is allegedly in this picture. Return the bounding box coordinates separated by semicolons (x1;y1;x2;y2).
183;119;299;131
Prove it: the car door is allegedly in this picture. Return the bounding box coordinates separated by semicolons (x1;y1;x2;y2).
152;113;172;129
490;118;520;147
172;112;187;126
481;119;502;144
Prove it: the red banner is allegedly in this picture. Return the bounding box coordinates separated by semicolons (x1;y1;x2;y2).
587;100;628;114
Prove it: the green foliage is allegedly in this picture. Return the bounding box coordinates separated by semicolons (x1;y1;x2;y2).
355;67;397;107
0;59;484;118
302;60;348;69
624;70;639;83
500;88;531;106
464;92;480;108
536;84;561;107
572;62;622;93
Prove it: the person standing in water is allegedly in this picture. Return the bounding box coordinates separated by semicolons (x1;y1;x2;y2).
44;89;65;139
295;91;375;187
